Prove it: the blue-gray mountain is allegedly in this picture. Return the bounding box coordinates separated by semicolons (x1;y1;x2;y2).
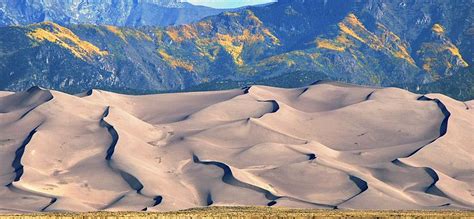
0;0;226;27
0;0;472;100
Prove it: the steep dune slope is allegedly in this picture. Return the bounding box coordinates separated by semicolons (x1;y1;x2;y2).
0;83;472;212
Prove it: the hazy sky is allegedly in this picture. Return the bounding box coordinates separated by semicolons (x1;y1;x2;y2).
183;0;277;9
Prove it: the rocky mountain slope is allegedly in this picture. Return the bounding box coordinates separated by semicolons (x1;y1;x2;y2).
0;0;225;27
415;66;474;101
0;0;472;99
0;83;473;212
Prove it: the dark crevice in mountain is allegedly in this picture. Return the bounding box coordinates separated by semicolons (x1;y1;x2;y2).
119;170;144;193
256;100;280;118
86;89;94;96
11;124;42;183
334;175;369;207
267;200;277;206
5;181;58;212
141;195;163;211
99;106;163;209
153;196;163;206
307;153;316;160
101;194;126;210
298;87;309;97
384;95;469;206
394;95;451;160
206;192;213;206
40;198;57;212
100;107;118;161
141;195;164;211
423;168;443;194
365;91;376;100
242;86;252;94
349;176;369;193
100;107;141;189
100;109;141;191
392;160;454;207
0;86;53;117
192;154;335;208
417;96;450;137
18;89;54;120
192;154;280;202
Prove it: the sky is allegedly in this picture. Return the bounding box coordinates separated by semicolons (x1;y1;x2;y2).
182;0;277;9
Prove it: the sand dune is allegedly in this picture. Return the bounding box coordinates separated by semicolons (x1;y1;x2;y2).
0;82;473;213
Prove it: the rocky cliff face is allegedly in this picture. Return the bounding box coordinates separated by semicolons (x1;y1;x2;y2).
0;0;472;100
0;0;225;27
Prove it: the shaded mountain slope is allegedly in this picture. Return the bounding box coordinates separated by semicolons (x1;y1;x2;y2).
413;66;474;101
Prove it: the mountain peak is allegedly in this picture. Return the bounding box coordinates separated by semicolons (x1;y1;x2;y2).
0;0;227;27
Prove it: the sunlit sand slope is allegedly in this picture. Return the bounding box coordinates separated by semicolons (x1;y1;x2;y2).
0;82;472;213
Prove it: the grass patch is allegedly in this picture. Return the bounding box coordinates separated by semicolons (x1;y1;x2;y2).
0;207;473;218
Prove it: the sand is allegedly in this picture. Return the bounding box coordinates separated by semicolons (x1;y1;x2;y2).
0;82;472;213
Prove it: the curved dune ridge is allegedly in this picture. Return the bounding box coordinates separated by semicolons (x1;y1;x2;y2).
0;82;473;213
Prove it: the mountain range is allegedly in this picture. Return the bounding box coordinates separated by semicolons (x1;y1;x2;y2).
0;0;472;100
0;0;226;27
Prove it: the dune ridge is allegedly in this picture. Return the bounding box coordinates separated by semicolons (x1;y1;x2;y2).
0;82;473;213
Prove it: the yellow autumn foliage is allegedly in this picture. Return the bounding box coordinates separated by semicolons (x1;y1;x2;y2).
377;24;415;65
262;28;280;45
125;29;153;41
27;22;108;61
166;28;181;42
336;34;353;46
446;45;469;66
245;10;263;26
214;29;279;65
196;20;212;33
158;50;194;72
316;14;416;66
105;25;127;42
393;49;415;65
338;14;367;43
339;23;366;43
418;24;470;78
316;39;345;52
432;24;445;34
181;24;199;40
240;29;265;43
157;9;279;66
420;37;468;79
256;50;320;69
216;33;244;65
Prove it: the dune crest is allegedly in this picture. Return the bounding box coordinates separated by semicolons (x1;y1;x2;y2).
0;83;473;212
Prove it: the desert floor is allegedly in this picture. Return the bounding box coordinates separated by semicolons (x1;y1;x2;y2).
1;207;474;219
